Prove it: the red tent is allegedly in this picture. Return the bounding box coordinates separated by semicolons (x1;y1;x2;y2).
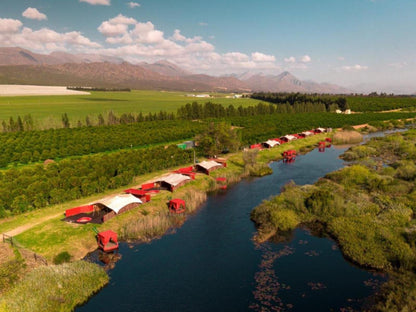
168;199;186;214
97;230;119;252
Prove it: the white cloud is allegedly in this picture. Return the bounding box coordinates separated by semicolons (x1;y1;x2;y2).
341;64;368;71
79;0;110;5
108;14;137;25
301;55;311;63
199;22;208;26
127;2;140;8
0;23;100;53
98;14;137;40
22;8;47;21
337;56;345;61
0;18;23;34
98;22;130;37
252;52;275;62
284;56;296;63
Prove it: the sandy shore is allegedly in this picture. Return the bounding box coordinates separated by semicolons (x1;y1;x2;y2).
0;85;90;96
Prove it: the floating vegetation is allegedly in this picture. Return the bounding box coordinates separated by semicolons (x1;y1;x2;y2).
250;244;294;311
304;250;320;257
307;282;327;290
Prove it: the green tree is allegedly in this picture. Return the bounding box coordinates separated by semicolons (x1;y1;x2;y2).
62;113;70;128
196;122;240;157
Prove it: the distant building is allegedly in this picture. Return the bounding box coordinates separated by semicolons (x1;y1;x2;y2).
195;94;211;98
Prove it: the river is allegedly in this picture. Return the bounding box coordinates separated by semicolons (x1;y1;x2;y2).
78;143;385;312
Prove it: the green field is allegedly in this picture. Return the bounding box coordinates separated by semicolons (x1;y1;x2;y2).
0;90;263;128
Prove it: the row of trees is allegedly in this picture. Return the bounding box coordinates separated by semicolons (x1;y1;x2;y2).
251;92;349;112
0;120;205;168
0;145;193;217
229;111;416;145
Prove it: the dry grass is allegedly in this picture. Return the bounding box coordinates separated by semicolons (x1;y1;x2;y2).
332;130;363;145
0;261;108;312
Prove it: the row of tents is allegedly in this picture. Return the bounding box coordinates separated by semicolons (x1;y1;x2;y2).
250;127;330;150
64;159;227;223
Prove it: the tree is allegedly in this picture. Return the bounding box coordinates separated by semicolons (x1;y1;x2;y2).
196;122;240;157
62;113;70;128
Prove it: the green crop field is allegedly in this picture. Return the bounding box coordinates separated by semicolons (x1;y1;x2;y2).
0;90;263;128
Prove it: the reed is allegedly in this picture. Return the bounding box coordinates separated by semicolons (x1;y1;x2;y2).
119;213;172;241
0;261;108;312
332;130;363;144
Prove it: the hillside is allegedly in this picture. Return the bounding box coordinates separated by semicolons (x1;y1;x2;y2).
0;47;350;93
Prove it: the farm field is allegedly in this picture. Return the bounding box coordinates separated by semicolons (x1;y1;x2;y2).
0;89;262;128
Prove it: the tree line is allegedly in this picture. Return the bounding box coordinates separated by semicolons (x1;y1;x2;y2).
250;92;349;112
0;145;193;217
0;120;205;168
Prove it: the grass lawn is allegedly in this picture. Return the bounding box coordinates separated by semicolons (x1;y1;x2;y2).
0;90;263;128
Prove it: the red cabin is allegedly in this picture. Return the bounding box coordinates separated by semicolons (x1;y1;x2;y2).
97;230;119;252
250;143;263;150
325;137;332;143
168;199;186;214
282;150;297;162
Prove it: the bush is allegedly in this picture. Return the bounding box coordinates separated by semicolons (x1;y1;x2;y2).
53;251;71;265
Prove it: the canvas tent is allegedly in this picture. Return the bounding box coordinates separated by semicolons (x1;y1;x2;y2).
262;140;280;148
156;173;191;191
94;194;142;214
196;160;223;175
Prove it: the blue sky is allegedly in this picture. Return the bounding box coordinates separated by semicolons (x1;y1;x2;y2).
0;0;415;92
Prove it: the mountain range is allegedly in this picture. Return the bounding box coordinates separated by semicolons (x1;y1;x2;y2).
0;47;351;94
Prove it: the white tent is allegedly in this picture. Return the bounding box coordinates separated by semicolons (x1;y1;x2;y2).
196;160;222;171
94;194;142;214
159;173;191;187
301;131;314;136
280;135;297;141
263;140;280;148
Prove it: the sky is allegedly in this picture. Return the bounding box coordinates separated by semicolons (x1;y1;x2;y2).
0;0;415;93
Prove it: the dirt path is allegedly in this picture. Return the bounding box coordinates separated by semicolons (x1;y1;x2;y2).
3;212;63;237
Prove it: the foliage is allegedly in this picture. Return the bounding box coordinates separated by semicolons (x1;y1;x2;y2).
251;92;346;112
0;145;193;215
196;122;240;157
0;261;108;312
0;120;204;168
251;130;416;310
53;251;71;265
0;257;25;294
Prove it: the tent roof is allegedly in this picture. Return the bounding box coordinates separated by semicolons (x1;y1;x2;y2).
302;131;314;136
197;160;222;171
158;173;190;187
94;194;142;214
264;140;280;147
281;135;297;140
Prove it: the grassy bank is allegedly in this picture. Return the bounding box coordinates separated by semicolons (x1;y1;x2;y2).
251;129;416;310
0;132;328;312
0;261;108;312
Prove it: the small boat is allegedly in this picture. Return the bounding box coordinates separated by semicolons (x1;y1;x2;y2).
97;230;119;252
76;216;92;223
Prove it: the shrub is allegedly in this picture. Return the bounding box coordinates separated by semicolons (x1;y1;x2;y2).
53;251;71;265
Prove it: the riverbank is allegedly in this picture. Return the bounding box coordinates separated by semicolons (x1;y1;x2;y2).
0;132;331;311
251;128;416;311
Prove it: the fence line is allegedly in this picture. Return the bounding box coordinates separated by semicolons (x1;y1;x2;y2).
2;233;48;266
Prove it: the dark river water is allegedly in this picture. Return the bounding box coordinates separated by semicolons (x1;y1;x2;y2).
78;145;385;312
